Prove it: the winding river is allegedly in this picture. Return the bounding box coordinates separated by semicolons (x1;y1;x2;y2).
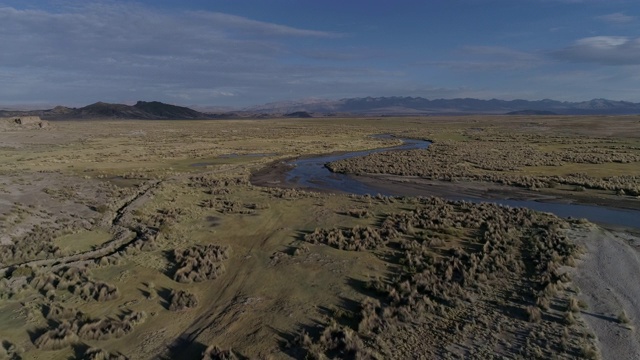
284;136;640;229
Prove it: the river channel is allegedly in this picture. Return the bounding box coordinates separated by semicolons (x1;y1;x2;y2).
284;136;640;229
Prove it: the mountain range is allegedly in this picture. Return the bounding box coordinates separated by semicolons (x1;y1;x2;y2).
2;97;640;120
245;97;640;115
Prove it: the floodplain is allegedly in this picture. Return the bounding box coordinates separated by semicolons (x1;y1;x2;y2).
1;116;639;359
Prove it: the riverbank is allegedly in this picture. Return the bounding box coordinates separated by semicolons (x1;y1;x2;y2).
569;226;640;360
250;156;640;228
353;173;640;211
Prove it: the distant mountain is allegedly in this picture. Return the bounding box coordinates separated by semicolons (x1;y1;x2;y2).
0;101;210;120
3;97;640;120
506;110;558;115
246;96;640;115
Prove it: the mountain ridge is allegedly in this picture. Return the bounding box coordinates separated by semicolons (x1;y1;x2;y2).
244;96;640;115
0;101;213;120
2;97;640;119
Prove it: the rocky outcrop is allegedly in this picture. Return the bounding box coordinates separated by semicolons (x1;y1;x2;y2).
0;116;49;130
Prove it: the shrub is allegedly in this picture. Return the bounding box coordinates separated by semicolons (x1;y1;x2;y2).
77;311;146;341
618;310;630;325
201;345;237;360
169;289;198;311
526;306;542;323
83;347;129;360
173;244;230;283
34;321;79;350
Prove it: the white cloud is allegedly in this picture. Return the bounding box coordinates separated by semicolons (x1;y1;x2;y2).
596;12;636;24
553;36;640;65
0;4;352;106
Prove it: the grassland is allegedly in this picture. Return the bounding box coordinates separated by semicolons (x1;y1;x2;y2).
0;116;638;359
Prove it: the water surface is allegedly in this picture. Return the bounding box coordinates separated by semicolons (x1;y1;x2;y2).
285;136;640;229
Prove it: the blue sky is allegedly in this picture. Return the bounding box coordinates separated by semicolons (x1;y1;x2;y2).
1;0;639;108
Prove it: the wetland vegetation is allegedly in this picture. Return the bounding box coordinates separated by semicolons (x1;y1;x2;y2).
0;116;638;359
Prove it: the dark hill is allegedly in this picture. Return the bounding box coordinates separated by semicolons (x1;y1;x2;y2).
133;101;205;119
284;111;312;118
78;102;149;119
2;101;211;120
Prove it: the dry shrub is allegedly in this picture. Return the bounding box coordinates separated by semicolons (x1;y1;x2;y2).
618;310;630;325
0;339;23;359
347;208;372;219
30;266;120;302
189;175;248;188
44;303;83;322
129;228;159;252
96;254;122;267
526;306;542;323
201;345;237;360
83;347;129;360
173;244;230;283
298;322;374;359
266;188;316;199
297;197;582;358
0;224;62;266
77;311;146;341
34;321;79;350
169;289;198;311
74;281;120;302
304;225;395;251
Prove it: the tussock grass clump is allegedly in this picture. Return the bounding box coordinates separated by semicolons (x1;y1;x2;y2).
74;281;120;302
0;224;62;267
34;306;145;351
347;208;372;219
304;225;396;251
83;347;129;360
201;198;255;214
298;197;584;358
526;306;542;323
77;311;146;340
30;266;120;302
43;303;84;322
128;228;159;252
169;289;198;311
173;244;230;283
189;175;248;188
201;345;237;360
618;310;630;325
297;322;373;360
265;188;317;199
34;321;80;350
0;339;23;359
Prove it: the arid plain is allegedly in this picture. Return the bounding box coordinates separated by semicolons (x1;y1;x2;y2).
1;116;639;359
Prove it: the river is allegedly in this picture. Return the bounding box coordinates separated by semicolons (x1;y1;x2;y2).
284;136;640;229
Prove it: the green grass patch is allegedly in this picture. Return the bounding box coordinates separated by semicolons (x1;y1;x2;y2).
54;229;112;254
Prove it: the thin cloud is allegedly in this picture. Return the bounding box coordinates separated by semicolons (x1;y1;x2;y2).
553;36;640;65
420;46;544;71
0;4;354;106
187;11;342;38
596;12;636;24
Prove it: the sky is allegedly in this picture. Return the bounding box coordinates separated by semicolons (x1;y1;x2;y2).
0;0;639;108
